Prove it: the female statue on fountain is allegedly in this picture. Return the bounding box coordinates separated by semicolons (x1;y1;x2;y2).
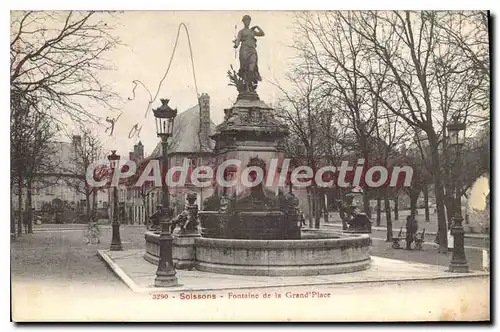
233;15;265;92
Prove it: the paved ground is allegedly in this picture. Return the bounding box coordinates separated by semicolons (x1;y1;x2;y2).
22;223;490;271
99;249;486;293
11;224;490;321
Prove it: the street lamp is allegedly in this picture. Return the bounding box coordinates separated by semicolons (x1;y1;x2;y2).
447;115;469;273
108;150;123;251
153;98;178;287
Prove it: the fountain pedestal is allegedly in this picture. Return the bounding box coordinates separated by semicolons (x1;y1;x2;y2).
201;97;300;240
144;79;372;276
173;229;201;269
211;98;288;175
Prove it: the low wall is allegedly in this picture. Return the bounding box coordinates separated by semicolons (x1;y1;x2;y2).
196;231;371;276
144;231;160;265
144;231;199;268
144;230;371;276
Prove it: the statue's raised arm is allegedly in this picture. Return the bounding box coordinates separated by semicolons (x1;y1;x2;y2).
251;25;265;37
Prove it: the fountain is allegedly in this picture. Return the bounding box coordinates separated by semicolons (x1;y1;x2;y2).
144;15;371;276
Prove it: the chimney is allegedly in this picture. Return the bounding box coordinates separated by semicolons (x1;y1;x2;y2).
198;93;211;147
133;144;138;157
137;141;144;161
72;135;82;152
129;152;134;161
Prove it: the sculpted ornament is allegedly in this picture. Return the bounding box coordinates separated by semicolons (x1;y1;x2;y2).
170;193;199;233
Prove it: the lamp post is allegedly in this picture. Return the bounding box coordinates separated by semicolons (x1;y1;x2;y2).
447;116;469;273
153;98;178;287
108;150;123;251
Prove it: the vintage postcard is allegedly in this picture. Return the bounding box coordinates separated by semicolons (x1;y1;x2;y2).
10;10;490;322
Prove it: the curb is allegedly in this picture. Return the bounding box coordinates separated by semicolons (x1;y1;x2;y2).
97;249;142;292
97;250;490;294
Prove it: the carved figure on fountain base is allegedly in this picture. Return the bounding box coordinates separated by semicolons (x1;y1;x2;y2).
170;193;200;234
199;157;300;240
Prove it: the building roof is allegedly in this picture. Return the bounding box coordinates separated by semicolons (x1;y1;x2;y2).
149;104;216;158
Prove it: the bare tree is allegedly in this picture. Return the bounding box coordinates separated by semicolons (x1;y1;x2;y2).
273;62;328;228
293;12;386;219
63;126;104;223
11;91;60;235
293;12;413;235
10;11;120;124
437;11;489;120
316;114;349;225
287;11;489;250
339;10;489;252
11;92;33;236
23;113;59;233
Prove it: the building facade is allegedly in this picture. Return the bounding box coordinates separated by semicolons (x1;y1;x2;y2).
124;93;216;225
12;136;109;222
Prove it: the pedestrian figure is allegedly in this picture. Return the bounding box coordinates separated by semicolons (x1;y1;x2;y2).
299;210;306;227
406;214;418;250
85;222;100;244
23;210;29;234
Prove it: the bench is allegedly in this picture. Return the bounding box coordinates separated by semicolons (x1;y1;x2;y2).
391;227;404;249
391;228;426;250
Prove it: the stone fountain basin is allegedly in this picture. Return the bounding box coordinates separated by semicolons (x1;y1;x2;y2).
144;229;371;276
195;230;371;276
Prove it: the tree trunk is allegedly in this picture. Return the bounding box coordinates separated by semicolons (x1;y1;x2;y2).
26;180;33;233
86;188;92;223
363;193;371;219
394;197;399;221
428;132;448;252
17;179;23;236
423;186;430;222
314;187;321;229
338;188;347;230
385;196;392;242
321;190;329;223
307;190;313;229
410;190;419;217
92;190;97;223
376;197;381;227
11;194;16;239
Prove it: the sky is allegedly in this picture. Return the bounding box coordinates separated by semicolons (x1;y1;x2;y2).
80;11;299;158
